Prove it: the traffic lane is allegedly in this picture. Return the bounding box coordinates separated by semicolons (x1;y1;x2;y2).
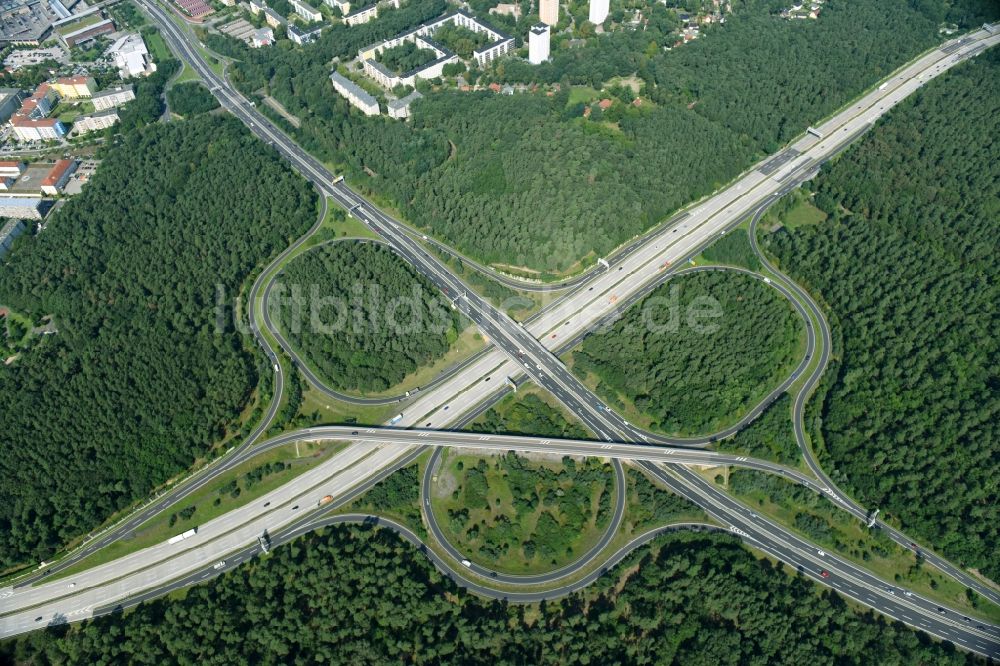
135;0;1000;628
662;465;1000;649
2;442;434;620
747;192;1000;610
2;443;384;613
646;464;999;656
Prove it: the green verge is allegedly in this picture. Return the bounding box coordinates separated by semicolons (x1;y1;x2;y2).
465;386;592;440
715;468;1000;624
49;440;350;581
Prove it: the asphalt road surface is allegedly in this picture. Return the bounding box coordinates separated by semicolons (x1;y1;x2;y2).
5;4;995;655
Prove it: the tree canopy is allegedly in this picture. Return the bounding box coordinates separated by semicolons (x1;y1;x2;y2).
201;0;997;274
765;51;1000;580
0;116;315;570
166;82;221;118
573;271;802;435
272;242;462;393
0;524;980;664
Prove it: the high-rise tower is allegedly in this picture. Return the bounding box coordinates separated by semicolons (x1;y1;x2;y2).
528;23;550;64
539;0;558;26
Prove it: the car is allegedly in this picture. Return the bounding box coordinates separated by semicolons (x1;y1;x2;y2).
962;616;971;623
291;505;299;510
817;550;825;557
820;570;830;578
903;590;913;597
884;586;894;595
460;559;472;567
936;607;947;614
263;502;271;507
68;583;75;588
34;616;43;622
213;561;226;570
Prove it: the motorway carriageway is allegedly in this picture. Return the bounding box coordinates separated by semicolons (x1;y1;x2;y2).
20;2;998;655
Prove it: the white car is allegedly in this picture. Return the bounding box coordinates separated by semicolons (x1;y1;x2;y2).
817;550;825;557
460;559;472;568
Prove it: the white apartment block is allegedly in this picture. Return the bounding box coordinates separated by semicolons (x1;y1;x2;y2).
387;89;422;119
92;85;135;111
288;24;323;44
73;108;119;135
263;7;286;27
330;71;380;116
290;0;322;22
344;4;376;25
323;0;349;13
358;10;513;84
11;119;66;142
588;0;608;25
539;0;558;26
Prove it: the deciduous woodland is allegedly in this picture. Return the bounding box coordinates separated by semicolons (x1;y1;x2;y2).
765;51;1000;581
0;117;315;570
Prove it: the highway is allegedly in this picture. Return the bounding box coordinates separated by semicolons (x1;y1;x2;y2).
4;2;996;655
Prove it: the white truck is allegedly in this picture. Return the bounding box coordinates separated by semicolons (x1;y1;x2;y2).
166;527;197;545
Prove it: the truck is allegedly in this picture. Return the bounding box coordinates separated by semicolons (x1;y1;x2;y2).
258;532;271;553
388;413;403;426
166;527;198;545
318;495;334;507
333;175;344;184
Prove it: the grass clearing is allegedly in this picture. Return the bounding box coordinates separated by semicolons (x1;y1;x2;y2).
567;86;601;106
145;30;172;63
296;383;401;427
782;198;828;228
430;450;616;574
51;440;349;579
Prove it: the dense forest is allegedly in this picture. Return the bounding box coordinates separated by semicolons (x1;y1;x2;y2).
1;524;980;664
765;52;999;580
272;242;462;393
573;271;802;435
717;393;800;465
165;81;220;118
201;0;997;273
0;116;315;571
